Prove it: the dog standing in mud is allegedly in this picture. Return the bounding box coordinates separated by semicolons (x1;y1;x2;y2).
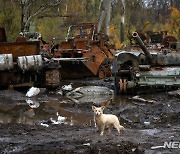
92;105;124;136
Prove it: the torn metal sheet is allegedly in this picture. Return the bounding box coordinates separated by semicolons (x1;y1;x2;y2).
66;86;114;104
51;23;114;79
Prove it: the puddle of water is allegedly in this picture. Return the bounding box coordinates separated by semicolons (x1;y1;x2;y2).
0;90;133;127
1;89;168;128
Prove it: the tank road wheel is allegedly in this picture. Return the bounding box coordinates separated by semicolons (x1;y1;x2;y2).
115;78;127;94
119;79;123;93
123;79;127;93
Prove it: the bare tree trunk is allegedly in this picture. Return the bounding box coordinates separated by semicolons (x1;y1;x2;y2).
20;0;63;32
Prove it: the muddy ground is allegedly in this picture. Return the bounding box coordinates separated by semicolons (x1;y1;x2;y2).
0;80;179;154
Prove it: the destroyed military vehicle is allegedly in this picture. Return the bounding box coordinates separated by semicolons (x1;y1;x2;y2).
51;23;114;79
112;31;180;94
0;27;61;89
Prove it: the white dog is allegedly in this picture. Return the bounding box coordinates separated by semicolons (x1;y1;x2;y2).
92;105;124;136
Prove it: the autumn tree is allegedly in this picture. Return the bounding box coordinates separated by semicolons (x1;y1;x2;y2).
20;0;64;32
0;0;21;41
0;0;179;43
167;7;180;40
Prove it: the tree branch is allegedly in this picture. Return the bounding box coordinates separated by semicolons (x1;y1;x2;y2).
23;0;63;30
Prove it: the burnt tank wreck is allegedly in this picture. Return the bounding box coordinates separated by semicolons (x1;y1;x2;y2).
0;23;114;89
0;27;61;89
112;31;180;94
0;25;180;94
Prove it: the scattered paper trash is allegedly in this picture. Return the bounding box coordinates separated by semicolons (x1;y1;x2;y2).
26;87;40;97
144;121;150;126
40;123;49;127
26;99;40;108
83;143;90;146
57;84;73;95
57;112;66;122
62;84;73;91
131;148;136;152
49;118;59;125
151;145;164;149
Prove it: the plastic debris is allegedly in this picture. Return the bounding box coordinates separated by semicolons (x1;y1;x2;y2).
62;84;73;91
132;148;136;152
40;123;49;127
151;145;165;149
26;87;40;97
26;99;40;108
57;112;66;122
83;143;90;146
144;121;150;126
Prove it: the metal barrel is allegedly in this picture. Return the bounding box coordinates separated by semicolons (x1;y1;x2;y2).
132;32;152;64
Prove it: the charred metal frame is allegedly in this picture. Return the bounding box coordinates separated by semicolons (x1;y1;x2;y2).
113;32;180;94
52;23;114;79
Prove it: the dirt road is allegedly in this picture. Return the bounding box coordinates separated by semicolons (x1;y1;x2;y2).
0;85;179;154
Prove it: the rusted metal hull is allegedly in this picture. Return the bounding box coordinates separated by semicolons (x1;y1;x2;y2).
52;56;113;79
52;23;114;79
0;71;43;88
0;28;62;89
113;32;180;94
0;67;61;89
0;41;40;59
60;61;94;78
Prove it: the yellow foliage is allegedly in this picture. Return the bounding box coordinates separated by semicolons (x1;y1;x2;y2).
152;7;180;40
142;21;150;32
168;7;180;40
170;7;180;21
109;24;123;49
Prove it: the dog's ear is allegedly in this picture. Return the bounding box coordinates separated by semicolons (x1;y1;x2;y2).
101;106;105;111
92;105;96;111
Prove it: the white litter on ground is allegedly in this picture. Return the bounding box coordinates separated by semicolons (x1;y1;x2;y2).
26;99;40;108
62;84;73;91
26;87;40;97
57;112;66;122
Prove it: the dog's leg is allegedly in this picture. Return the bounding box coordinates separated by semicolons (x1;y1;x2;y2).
96;125;99;132
93;116;97;128
100;124;105;136
93;117;99;132
114;124;120;135
108;125;112;134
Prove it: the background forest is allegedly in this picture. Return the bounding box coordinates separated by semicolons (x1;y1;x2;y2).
0;0;179;48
